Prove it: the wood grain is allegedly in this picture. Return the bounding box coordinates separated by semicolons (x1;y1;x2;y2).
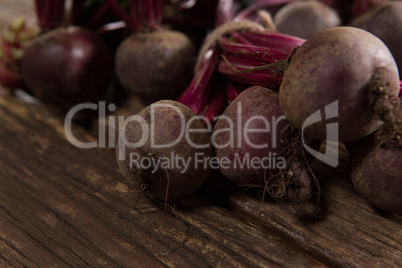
0;95;326;267
1;79;401;268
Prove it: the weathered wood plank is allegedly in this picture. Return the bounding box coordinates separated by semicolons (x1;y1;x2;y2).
0;95;326;267
1;81;401;267
208;160;402;267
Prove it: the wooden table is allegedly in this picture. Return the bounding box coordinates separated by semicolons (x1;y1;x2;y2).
1;1;401;267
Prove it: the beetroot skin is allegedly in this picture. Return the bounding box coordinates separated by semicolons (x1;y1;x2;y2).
213;86;289;186
273;0;341;39
350;1;402;77
116;100;213;200
279;27;400;142
213;86;313;203
115;30;196;101
21;26;113;112
348;129;402;214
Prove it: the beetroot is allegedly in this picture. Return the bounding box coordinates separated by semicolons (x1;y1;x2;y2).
115;45;222;201
106;0;196;102
21;26;113;113
350;1;402;77
213;86;314;203
279;26;400;142
115;30;196;101
347;124;402;214
346;84;402;214
116;100;213;201
273;0;341;39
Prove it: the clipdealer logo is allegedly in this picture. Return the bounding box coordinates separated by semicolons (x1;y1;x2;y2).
301;101;339;167
63;100;340;169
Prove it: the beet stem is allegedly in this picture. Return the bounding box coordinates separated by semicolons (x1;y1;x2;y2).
228;31;254;45
203;84;226;124
71;0;84;26
105;0;140;31
221;54;287;74
84;3;110;29
144;0;159;30
154;0;165;26
177;47;222;122
35;0;66;30
226;81;241;102
129;0;142;29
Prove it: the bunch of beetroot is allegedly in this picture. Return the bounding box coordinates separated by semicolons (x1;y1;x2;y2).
1;0;401;215
210;0;401;214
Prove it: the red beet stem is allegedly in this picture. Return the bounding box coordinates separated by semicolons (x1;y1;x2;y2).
228;31;254;45
240;31;305;54
203;84;226;124
154;0;166;25
105;0;140;31
177;47;222;121
35;0;66;30
84;2;110;28
219;36;289;62
225;81;245;103
140;0;158;30
129;0;141;28
106;0;164;31
218;52;284;89
213;29;304;89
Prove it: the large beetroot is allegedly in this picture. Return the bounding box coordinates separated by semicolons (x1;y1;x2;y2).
279;26;400;142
